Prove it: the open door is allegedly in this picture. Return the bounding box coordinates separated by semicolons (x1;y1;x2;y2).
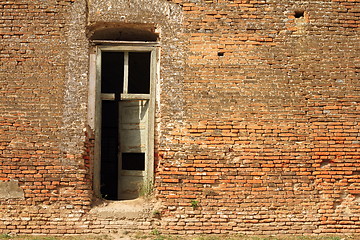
118;100;148;199
96;47;156;200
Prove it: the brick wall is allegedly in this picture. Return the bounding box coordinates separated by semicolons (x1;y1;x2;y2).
0;0;359;235
0;0;92;234
155;0;360;234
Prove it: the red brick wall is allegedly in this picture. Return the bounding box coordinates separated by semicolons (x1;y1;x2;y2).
156;0;360;235
0;0;359;235
0;0;92;234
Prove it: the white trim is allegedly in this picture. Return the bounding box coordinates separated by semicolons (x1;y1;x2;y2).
121;94;150;100
123;52;129;94
99;45;156;52
88;48;97;130
101;93;116;101
94;47;102;197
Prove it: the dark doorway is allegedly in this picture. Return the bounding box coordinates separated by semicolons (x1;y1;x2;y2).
100;52;123;200
99;49;152;200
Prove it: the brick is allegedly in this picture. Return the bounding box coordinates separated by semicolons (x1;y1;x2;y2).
0;0;359;236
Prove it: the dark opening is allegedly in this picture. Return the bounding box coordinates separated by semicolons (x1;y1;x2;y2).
295;10;304;18
100;101;119;200
99;50;151;200
100;51;124;200
122;153;145;170
101;51;124;99
218;52;224;57
128;52;151;94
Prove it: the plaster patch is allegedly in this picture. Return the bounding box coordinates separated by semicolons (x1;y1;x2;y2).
0;180;24;199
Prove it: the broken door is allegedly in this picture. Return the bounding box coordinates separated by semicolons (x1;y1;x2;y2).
118;100;148;199
97;46;156;200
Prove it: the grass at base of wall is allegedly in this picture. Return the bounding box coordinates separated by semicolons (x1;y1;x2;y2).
145;234;358;240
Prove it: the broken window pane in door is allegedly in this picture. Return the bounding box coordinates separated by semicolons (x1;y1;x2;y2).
128;52;151;94
101;51;124;98
122;153;145;170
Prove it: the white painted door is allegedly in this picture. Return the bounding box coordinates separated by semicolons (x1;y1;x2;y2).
118;100;148;199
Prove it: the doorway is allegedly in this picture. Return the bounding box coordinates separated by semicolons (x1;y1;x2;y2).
95;45;157;200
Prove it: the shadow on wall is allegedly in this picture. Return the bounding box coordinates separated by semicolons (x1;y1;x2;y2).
87;23;159;41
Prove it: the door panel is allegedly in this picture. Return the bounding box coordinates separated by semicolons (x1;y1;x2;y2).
98;47;156;201
118;100;148;199
118;171;145;200
119;100;148;152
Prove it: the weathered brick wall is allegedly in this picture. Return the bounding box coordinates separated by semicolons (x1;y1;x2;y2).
156;0;360;235
0;0;359;235
0;0;92;234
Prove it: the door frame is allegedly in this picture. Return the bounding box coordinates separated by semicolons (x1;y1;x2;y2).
89;42;159;199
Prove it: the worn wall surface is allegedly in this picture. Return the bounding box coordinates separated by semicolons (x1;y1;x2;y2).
156;0;360;235
0;0;93;234
0;0;359;235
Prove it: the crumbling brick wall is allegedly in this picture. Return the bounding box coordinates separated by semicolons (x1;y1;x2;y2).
156;0;360;235
0;0;92;234
0;0;359;235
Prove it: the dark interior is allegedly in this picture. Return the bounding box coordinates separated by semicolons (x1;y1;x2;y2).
100;50;150;200
100;100;119;200
100;52;123;200
122;153;145;170
128;52;151;94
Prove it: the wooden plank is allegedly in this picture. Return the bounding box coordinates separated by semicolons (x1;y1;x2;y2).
123;52;129;94
146;48;158;186
88;47;96;130
94;46;102;197
101;93;116;101
121;94;150;100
